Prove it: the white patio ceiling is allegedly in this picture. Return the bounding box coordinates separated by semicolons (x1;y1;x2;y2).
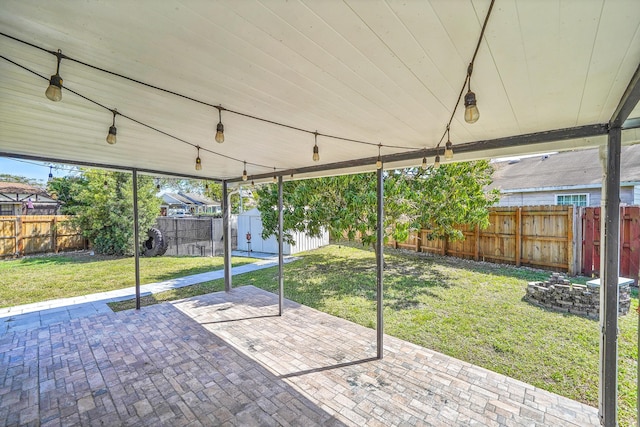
1;0;640;184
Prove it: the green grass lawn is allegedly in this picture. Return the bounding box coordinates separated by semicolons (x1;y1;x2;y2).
110;243;639;426
0;253;257;307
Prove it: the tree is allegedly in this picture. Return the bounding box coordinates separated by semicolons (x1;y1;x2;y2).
0;174;44;187
71;169;161;255
47;176;88;215
255;161;499;248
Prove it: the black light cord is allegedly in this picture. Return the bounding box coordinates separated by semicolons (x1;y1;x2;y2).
0;31;416;152
435;0;495;150
0;54;277;171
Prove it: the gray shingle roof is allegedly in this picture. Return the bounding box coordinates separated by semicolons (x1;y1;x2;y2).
489;145;640;191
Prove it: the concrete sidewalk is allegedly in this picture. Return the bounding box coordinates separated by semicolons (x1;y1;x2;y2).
0;255;297;333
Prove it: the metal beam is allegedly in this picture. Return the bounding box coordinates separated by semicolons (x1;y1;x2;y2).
132;169;141;310
376;166;384;359
599;126;621;427
278;176;284;316
222;180;232;292
227;123;608;183
610;62;640;127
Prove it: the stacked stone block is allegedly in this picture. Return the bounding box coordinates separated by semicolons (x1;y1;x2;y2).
526;273;631;318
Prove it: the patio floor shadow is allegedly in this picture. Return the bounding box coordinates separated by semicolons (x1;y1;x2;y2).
0;285;600;426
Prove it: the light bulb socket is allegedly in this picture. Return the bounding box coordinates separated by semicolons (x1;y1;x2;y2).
464;90;477;108
106;125;117;145
215;122;224;143
45;74;63;102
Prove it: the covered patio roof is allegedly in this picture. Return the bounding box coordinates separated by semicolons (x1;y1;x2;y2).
1;0;639;183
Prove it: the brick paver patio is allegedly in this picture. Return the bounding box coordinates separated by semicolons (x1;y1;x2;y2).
0;285;599;426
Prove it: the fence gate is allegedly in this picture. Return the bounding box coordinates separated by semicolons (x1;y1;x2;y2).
581;206;640;283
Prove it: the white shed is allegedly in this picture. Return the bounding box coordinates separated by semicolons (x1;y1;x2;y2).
236;208;329;255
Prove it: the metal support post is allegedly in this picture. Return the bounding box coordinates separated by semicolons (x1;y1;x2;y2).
278;176;284;316
376;166;384;359
599;126;621;427
132;170;141;310
223;181;232;292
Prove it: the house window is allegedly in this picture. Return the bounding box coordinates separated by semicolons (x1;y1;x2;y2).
555;194;588;207
0;205;14;215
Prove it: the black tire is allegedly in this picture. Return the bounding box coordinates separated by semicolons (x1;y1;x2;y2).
143;227;166;257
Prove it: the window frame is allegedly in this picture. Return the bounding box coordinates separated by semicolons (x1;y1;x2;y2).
555;193;589;207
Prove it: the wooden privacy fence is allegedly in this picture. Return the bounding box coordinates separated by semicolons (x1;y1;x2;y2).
581;206;640;281
388;205;580;274
0;215;86;258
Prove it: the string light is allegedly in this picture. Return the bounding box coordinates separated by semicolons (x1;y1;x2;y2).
444;126;453;160
376;144;382;169
215;107;224;143
48;165;53;181
312;132;320;162
103;179;108;190
464;63;479;124
106;109;117;145
273;168;277;183
421;155;427;169
242;161;248;181
45;49;63;102
434;153;441;169
251;180;255;187
195;146;202;171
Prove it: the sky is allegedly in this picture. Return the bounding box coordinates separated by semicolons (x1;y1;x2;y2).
0;157;72;184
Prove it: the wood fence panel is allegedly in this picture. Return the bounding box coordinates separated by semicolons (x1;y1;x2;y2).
0;215;84;258
446;224;476;259
55;217;85;252
477;207;518;264
419;229;446;254
0;217;18;257
21;216;54;255
520;206;571;270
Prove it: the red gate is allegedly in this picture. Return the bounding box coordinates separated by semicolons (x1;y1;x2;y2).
582;206;640;284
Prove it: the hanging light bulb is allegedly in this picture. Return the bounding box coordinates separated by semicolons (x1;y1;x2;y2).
242;161;248;181
444;126;453;160
215;107;225;143
48;165;53;181
422;156;427;169
205;182;209;190
106;109;118;145
195;146;202;171
312;133;320;162
103;180;108;190
273;168;277;183
376;144;382;169
251;180;255;187
464;64;479;124
45;49;64;102
434;154;441;169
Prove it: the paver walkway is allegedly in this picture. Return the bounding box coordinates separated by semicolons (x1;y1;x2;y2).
0;255;297;331
0;284;599;426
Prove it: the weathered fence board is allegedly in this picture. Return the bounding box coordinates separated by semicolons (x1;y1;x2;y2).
582;206;640;283
0;216;85;257
389;205;579;274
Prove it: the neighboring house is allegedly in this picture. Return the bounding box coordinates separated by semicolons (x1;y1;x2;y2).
160;192;221;216
489;145;640;207
0;182;59;215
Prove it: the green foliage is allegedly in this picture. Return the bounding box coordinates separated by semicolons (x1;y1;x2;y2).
256;161;499;246
47;176;88;215
0;173;44;187
71;169;161;255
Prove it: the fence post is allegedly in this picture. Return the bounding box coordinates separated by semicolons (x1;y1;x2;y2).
52;216;58;253
474;224;480;261
16;216;23;256
515;207;522;267
175;217;179;256
210;216;215;257
567;206;574;275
